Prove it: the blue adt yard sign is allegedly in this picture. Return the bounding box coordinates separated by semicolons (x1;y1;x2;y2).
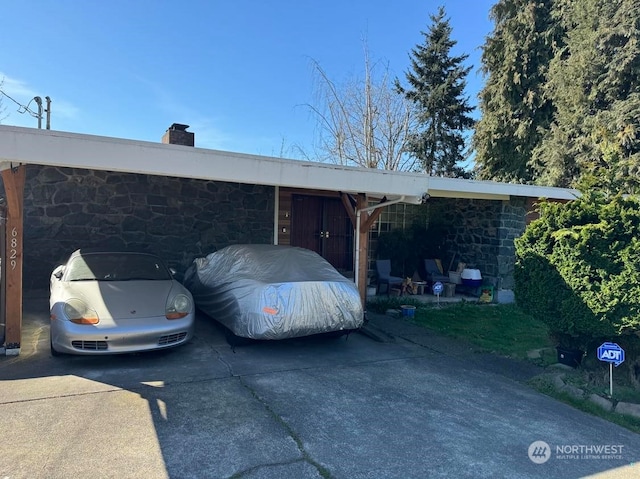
598;342;625;398
597;342;625;367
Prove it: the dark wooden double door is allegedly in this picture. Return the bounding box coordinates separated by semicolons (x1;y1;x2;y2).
290;195;353;272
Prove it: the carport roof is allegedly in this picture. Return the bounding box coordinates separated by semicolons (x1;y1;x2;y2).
0;125;579;202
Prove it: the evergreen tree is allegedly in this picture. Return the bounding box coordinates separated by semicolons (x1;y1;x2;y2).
473;0;561;183
397;6;475;177
475;0;640;192
532;0;640;191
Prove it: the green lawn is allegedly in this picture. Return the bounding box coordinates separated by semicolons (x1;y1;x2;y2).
413;302;553;358
368;299;553;360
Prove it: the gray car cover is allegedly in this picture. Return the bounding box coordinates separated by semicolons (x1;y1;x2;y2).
183;244;364;339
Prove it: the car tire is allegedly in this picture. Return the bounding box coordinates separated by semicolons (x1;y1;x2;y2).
224;329;255;348
322;330;352;340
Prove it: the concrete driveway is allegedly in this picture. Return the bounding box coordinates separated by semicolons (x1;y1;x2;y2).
1;292;639;479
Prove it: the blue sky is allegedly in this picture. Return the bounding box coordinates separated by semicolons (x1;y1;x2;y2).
1;0;495;159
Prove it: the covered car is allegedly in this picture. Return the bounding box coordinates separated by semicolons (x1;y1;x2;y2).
183;244;364;340
50;249;195;355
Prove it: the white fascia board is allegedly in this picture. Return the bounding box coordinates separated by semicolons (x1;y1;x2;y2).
0;126;426;203
0;126;579;202
427;189;510;200
426;176;580;201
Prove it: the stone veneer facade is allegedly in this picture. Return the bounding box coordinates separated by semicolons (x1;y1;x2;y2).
18;164;528;292
441;197;527;290
369;197;528;291
23;165;275;289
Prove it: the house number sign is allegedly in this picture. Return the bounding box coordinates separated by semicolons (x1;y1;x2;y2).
10;226;19;270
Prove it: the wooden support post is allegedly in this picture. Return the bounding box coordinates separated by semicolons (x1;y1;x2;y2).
356;194;369;305
340;193;356;226
2;165;25;355
343;192;386;306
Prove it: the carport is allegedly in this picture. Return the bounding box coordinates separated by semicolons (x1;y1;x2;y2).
0;125;578;355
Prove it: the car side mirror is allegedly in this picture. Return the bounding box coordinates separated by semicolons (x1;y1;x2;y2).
54;270;63;280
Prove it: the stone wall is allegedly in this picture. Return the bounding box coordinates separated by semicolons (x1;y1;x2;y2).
23;165;275;289
441;199;501;282
441;197;527;289
14;164;530;291
376;197;528;291
496;197;527;290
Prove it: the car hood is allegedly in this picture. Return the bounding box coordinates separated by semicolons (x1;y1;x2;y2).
57;280;177;320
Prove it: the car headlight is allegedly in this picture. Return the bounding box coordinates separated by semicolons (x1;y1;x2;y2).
64;299;99;325
166;294;192;320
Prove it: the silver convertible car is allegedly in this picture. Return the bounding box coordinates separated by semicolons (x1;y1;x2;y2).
49;249;195;355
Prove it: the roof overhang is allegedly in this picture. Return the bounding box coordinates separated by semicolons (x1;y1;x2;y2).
426;176;579;201
0;126;579;202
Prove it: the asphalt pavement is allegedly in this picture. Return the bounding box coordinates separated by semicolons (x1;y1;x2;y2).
1;292;639;478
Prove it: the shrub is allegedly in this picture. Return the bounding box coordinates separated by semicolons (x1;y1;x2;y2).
514;191;640;351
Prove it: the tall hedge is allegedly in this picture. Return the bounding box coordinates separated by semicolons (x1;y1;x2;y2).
514;192;640;350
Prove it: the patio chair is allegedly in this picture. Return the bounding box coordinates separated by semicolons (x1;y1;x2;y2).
375;259;403;295
423;258;449;284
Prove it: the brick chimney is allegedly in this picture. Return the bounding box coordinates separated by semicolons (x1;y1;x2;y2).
162;123;194;147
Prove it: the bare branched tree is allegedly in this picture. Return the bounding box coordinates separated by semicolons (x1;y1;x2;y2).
307;46;418;171
0;77;7;124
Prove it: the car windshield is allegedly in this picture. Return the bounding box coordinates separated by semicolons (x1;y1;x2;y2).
65;253;172;282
